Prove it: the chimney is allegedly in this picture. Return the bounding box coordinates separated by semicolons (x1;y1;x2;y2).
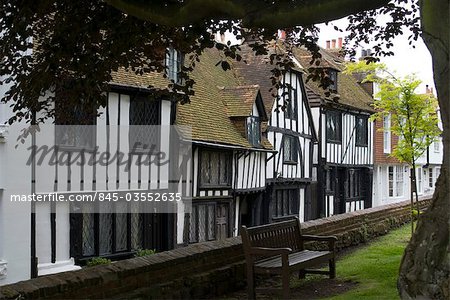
326;40;330;49
331;39;336;48
278;30;286;40
338;37;343;48
425;84;430;94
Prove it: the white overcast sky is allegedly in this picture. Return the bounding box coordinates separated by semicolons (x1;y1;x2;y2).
317;17;435;94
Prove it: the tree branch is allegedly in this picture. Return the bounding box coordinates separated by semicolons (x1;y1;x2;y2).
104;0;390;28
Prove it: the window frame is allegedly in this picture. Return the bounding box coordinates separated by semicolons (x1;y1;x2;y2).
326;111;342;143
246;115;261;146
284;86;298;120
383;115;391;154
272;188;299;220
283;135;298;164
165;47;184;84
355;115;368;146
54;94;97;151
128;94;161;153
199;150;232;188
328;69;338;92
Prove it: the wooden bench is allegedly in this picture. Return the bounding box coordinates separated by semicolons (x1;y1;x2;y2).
241;217;337;299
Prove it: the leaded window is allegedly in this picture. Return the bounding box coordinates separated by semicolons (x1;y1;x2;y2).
326;111;342;143
200;150;232;187
55;92;96;150
284;87;297;119
165;48;184;84
129;95;160;151
283;135;298;163
273;188;299;218
247;116;260;146
328;69;338;92
355;116;368;146
74;202;145;261
189;202;229;243
346;169;363;198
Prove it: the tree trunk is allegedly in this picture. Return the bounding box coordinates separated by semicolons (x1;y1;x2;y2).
398;0;449;298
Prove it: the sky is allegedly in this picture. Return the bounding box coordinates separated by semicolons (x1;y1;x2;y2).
317;17;435;95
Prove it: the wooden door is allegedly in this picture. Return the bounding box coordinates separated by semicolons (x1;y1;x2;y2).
216;204;229;240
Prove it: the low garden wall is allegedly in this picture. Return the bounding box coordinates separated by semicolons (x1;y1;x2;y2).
0;198;432;299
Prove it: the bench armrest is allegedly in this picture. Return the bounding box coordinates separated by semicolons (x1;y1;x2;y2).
302;235;337;251
249;246;292;256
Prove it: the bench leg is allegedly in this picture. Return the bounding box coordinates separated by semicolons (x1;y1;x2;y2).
298;269;306;279
282;271;290;299
329;258;336;279
246;266;256;300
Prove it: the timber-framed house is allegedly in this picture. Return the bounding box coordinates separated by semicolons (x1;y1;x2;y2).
293;45;375;217
230;43;318;225
175;49;274;244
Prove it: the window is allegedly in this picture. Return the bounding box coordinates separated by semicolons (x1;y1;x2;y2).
328;69;338;92
55;91;96;149
189;202;229;243
129;95;161;151
247;116;260;146
165;48;184;84
383;115;391;154
355;116;368;146
417;167;423;194
428;168;434;188
388;166;404;197
73;203;144;260
388;166;394;197
200;151;232;187
434;141;440;152
346;169;364;199
326;111;342;143
273;188;299;218
283;135;298;163
284;87;297;119
395;166;404;197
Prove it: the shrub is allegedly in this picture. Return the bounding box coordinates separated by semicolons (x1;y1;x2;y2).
135;249;156;257
86;257;111;267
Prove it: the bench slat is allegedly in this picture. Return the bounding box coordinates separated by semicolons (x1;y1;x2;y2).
254;250;333;269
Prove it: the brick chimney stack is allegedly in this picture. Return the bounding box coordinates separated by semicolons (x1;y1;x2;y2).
338;37;343;48
326;40;331;49
331;39;336;48
278;30;286;40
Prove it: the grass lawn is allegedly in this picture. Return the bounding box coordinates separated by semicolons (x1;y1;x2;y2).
321;224;413;300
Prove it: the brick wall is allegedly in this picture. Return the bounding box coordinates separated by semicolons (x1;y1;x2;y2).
374;118;402;164
0;198;431;300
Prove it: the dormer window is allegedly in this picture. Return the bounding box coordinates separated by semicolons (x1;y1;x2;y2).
247;116;260;146
328;69;338;92
165;48;184;84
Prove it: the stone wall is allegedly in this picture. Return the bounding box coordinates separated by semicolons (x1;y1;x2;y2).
0;198;431;299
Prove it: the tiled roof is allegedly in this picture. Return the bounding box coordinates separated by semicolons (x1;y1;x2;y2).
219;85;260;118
231;44;281;117
292;47;375;113
175;48;273;150
110;68;169;90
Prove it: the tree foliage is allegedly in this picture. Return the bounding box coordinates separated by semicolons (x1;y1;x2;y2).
345;62;441;166
0;0;420;127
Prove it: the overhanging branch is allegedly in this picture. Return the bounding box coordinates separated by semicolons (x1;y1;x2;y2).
105;0;390;28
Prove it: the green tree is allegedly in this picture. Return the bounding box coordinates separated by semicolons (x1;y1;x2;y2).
346;62;441;234
0;0;448;298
